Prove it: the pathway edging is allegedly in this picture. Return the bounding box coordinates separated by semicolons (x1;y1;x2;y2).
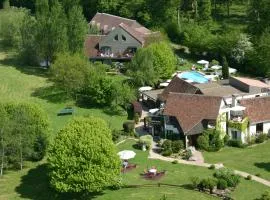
148;141;270;187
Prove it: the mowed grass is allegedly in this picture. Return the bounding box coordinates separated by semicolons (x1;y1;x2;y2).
203;141;270;181
0;51;127;133
97;139;269;200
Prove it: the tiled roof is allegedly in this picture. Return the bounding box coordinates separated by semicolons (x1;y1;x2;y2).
159;76;201;101
233;77;270;88
90;12;150;34
240;96;270;124
163;93;222;134
119;23;145;44
195;83;247;97
84;35;105;58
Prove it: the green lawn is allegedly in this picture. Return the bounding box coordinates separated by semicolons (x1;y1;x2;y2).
0;139;269;200
203;141;270;181
0;50;127;134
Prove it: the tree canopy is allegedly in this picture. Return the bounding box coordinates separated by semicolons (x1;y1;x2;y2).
48;117;121;193
0;102;49;173
128;41;176;86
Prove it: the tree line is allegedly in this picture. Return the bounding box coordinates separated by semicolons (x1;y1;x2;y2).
0;0;87;66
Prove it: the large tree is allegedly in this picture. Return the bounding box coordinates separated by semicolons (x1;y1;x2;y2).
48;117;121;193
35;0;68;65
128;41;176;86
127;48;159;86
50;53;91;96
0;103;49;172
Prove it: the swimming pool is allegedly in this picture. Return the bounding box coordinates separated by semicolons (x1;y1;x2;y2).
178;71;209;84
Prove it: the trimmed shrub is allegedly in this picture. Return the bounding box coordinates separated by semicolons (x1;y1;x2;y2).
123;121;135;133
214;168;240;188
197;135;209;150
209;164;215;170
217;179;228;190
138;135;153;149
183;149;193;160
246;175;252;180
112;130;123;142
171;140;184;153
162;149;173;156
223;134;230;145
198;178;217;193
255;134;268;144
256;173;261;177
190;176;200;189
134;113;140;124
172;160;178;164
227;139;243;148
162;140;172;151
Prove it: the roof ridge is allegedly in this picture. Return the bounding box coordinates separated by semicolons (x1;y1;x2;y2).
168;92;222;99
100;12;136;22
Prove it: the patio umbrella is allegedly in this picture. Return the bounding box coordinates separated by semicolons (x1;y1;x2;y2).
211;65;222;70
197;60;209;65
229;68;237;74
117;150;136;160
138;86;153;92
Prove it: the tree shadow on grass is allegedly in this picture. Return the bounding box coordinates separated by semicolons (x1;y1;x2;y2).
32;85;71;103
0;55;49;78
254;162;270;172
15;163;103;200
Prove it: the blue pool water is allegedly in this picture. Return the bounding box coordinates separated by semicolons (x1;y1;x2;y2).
178;71;209;84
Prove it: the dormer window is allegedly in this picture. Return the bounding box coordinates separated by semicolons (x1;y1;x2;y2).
114;35;118;41
122;35;126;41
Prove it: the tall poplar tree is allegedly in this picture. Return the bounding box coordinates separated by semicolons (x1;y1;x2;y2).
35;0;68;66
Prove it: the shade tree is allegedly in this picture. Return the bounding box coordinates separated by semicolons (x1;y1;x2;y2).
48;117;121;193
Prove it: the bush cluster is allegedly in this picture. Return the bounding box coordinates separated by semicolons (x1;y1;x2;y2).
161;139;185;156
197;178;217;194
214;168;241;188
123;121;135;133
227;139;243;148
255;134;268;144
197;129;224;152
138;135;153;150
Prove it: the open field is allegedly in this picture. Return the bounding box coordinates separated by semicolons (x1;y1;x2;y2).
203;141;270;181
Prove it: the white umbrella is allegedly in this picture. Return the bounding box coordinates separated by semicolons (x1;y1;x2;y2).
117;150;136;160
229;68;237;74
159;82;169;87
211;65;222;70
138;86;152;92
197;60;209;65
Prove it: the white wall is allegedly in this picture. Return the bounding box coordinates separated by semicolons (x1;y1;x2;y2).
249;124;256;136
263;122;270;134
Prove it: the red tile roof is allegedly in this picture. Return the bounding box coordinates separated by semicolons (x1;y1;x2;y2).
90;12;150;34
84;35;105;58
240;96;270;124
159;76;201;101
119;23;145;44
163;93;222;134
